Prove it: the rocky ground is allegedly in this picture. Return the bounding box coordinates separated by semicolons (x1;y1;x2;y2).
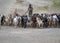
0;0;60;16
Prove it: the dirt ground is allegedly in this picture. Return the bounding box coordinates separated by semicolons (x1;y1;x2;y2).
0;26;60;43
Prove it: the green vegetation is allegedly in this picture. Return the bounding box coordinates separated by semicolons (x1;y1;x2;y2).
34;5;49;11
52;0;60;7
43;6;49;10
34;0;60;11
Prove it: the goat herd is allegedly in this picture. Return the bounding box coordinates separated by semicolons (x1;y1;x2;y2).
0;13;60;28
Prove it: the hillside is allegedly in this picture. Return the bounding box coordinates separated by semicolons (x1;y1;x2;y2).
0;0;60;16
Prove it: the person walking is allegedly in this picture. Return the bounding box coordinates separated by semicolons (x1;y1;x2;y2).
28;4;33;17
21;15;28;28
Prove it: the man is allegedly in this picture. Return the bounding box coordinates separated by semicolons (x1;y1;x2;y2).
9;14;13;25
31;15;37;28
43;14;48;27
28;4;33;17
1;15;5;25
21;15;28;28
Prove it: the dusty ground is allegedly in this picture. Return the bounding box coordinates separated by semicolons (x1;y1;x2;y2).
0;26;60;43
